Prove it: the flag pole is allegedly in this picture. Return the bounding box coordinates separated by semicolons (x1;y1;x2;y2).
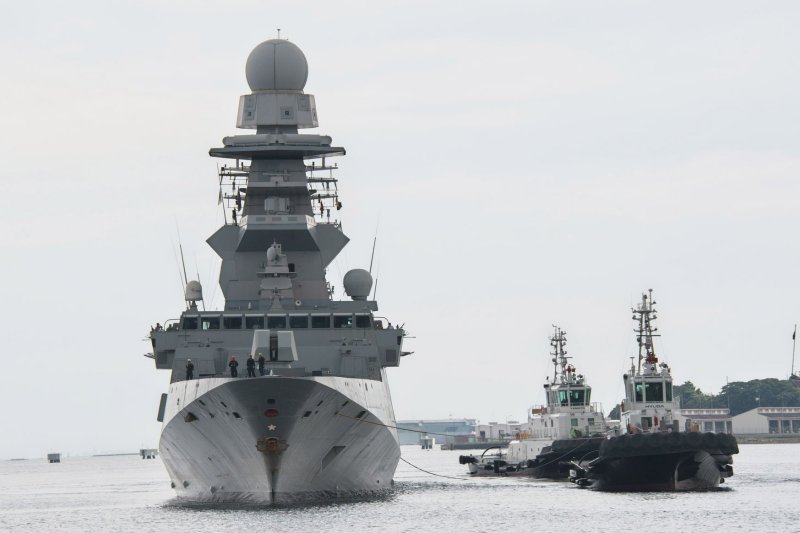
792;324;797;378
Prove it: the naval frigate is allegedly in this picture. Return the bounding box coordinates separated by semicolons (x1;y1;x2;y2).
147;39;408;504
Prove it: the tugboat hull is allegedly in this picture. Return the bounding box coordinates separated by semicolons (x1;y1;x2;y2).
570;432;737;491
462;437;604;479
159;375;400;504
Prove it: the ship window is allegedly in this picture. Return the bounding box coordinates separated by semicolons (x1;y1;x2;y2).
311;315;330;328
333;315;353;328
634;383;643;402
588;417;595;426
641;417;652;429
355;315;371;328
569;389;586;406
290;315;308;328
645;382;664;402
267;316;286;329
245;316;264;329
201;317;220;330
182;317;198;330
223;316;242;329
665;382;673;401
571;418;578;426
558;390;568;406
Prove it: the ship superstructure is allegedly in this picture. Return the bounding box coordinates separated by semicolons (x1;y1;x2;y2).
147;39;408;504
523;326;606;442
620;289;678;432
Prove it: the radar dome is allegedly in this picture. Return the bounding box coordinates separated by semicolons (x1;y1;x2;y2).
185;280;203;302
343;269;373;301
246;39;309;91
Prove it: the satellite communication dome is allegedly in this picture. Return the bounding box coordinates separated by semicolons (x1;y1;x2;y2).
246;39;309;91
343;269;373;301
185;280;203;302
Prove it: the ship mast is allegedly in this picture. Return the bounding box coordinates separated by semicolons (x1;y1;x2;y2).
550;326;571;383
632;289;660;373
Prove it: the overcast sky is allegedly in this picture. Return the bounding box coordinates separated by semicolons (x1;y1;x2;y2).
1;1;799;458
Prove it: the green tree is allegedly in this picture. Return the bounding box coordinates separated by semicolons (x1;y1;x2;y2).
719;378;800;416
608;404;620;419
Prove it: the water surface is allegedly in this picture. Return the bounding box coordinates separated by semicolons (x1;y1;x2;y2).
0;444;796;532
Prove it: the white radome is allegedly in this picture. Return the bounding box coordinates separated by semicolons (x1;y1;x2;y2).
184;280;203;302
246;39;309;91
343;269;373;300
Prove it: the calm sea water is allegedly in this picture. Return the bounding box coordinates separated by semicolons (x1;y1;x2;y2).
0;443;797;532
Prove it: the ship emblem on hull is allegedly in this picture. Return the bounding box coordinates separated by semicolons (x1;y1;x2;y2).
257;436;289;454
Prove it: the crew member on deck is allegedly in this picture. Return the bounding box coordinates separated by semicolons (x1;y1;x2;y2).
246;354;256;377
185;359;194;380
257;353;266;376
229;356;239;377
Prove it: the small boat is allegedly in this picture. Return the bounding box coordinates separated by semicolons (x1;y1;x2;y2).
459;446;526;476
460;327;608;478
569;290;739;491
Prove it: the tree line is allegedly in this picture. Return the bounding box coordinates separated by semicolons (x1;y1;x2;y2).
607;378;800;419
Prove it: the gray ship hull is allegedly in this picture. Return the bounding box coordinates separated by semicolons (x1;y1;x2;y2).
159;375;400;504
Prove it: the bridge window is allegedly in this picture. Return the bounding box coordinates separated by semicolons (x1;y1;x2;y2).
645;382;664;402
634;382;643;402
311;315;330;328
333;315;353;328
665;382;673;401
223;316;242;329
267;315;287;329
569;389;586;406
182;316;198;330
201;317;220;330
245;315;264;329
290;315;308;328
558;390;568;406
355;315;371;328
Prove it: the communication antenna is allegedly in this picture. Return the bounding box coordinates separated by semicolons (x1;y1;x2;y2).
179;243;189;286
369;218;380;275
171;241;186;304
371;276;379;301
369;235;377;274
195;260;206;311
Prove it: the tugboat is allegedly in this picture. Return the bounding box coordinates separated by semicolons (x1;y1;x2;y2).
460;327;607;478
569;290;739;491
146;38;409;504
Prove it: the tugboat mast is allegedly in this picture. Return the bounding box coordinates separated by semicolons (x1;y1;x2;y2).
632;288;660;373
550;326;570;382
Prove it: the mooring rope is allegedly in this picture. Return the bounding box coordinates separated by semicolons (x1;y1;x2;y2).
334;411;469;438
398;456;468;481
335;412;472;480
335;411;597;479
